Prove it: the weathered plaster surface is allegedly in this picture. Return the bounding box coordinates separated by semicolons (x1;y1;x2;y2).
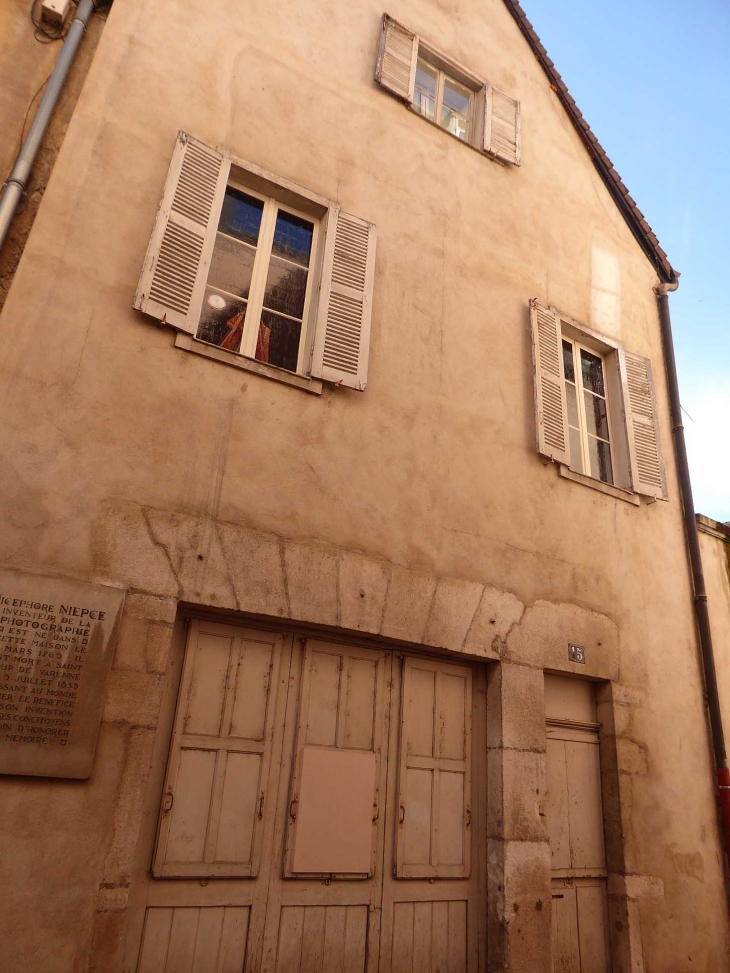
0;0;728;969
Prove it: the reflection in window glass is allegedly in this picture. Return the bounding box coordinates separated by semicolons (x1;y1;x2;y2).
272;211;314;266
197;290;246;353
414;59;437;121
441;76;471;140
256;310;301;372
196;185;316;373
562;337;613;485
218;189;263;246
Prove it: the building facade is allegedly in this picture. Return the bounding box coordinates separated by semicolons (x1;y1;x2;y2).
1;1;729;971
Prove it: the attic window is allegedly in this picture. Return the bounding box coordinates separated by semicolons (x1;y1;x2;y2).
375;13;521;166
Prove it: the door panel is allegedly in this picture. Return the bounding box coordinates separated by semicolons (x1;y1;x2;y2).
284;640;390;878
396;657;472;878
154;622;283;878
274;905;368;973
391;900;467;973
137;906;250;973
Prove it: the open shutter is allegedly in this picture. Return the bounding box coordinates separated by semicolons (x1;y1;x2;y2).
530;300;570;464
311;208;376;390
375;13;417;102
396;657;472;879
134;131;230;333
619;349;667;499
153;621;283;878
484;86;521;166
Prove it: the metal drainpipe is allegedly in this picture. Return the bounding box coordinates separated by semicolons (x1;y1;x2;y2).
0;0;96;253
656;281;730;872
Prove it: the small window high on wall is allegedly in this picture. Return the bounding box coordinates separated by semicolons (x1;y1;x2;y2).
374;13;521;166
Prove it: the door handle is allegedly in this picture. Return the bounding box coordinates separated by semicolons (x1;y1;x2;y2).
398;805;405;825
162;790;174;814
372;804;379;823
465;808;471;827
290;797;298;820
258;792;265;820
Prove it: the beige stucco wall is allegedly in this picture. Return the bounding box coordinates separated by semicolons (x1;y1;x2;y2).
0;0;728;970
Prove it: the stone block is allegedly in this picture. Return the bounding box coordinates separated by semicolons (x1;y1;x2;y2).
92;499;178;597
423;578;483;652
217;522;288;618
100;726;156;886
143;509;236;609
502;841;552;973
463;584;524;659
500;663;546;752
283;541;339;626
380;566;436;644
102;670;164;728
495;748;548;843
505;599;618;680
338;553;389;633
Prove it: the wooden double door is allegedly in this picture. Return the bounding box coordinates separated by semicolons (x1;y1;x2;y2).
126;620;486;973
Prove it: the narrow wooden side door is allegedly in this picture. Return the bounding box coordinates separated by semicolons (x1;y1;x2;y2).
379;656;485;973
260;638;392;973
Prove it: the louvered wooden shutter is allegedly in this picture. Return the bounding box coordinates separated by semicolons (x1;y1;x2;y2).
396;657;472;879
375;13;417;102
619;350;667;499
484;86;521;166
134;132;230;333
530;300;570;464
311;208;377;390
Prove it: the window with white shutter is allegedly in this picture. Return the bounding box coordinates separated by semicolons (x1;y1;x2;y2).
375;14;521;165
530;300;667;499
135;133;376;390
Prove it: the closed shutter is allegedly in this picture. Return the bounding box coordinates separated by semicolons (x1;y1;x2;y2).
619;349;667;499
311;208;377;390
134;131;230;333
484;86;521;166
530;300;570;464
375;14;417;103
153;621;283;878
285;640;390;877
396;657;472;879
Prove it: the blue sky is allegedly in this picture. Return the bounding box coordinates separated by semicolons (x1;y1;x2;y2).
522;0;730;521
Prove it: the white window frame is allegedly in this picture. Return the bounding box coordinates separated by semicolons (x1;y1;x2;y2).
375;14;521;165
135;132;377;394
201;178;322;377
561;336;615;486
413;52;477;145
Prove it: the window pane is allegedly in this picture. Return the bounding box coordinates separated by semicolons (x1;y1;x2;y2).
208;234;255;299
566;381;579;428
263;257;308;319
588;437;613;484
271;211;314;267
414;59;437;120
583;390;610;441
196;289;246;353
580;348;605;396
562;339;575;383
255;309;302;372
569;426;584;475
441;76;470;140
218;189;264;246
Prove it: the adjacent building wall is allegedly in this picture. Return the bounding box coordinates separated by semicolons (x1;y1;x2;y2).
0;0;108;309
0;0;728;970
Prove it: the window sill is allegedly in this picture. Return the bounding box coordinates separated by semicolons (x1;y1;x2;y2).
558;464;640;506
175;332;323;395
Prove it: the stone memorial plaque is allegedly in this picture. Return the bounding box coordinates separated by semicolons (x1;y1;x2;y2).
0;569;124;779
